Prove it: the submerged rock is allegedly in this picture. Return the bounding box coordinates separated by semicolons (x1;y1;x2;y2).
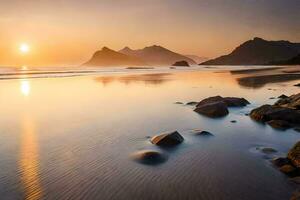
261;147;277;154
151;131;184;146
194;101;229;118
175;102;183;104
172;60;190;67
230;120;237;123
132;150;168;165
186;101;198;106
193;130;214;136
267;120;292;130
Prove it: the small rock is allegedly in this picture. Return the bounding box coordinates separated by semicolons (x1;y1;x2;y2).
193;130;214;136
278;94;288;99
280;164;296;175
272;157;290;167
261;147;277;154
172;60;190;67
230;120;237;123
151;131;184;146
186;101;198;106
196;96;250;108
294;83;300;87
267;120;292;130
175;102;183;104
194;101;229;118
131;150;168;165
269;97;276;100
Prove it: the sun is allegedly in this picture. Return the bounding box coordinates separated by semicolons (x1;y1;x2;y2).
19;43;30;54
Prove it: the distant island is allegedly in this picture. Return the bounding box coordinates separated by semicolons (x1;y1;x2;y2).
201;37;300;65
269;54;300;65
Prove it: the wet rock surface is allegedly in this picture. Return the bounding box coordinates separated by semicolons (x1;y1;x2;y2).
194;101;229;118
132;150;168;165
151;131;184;146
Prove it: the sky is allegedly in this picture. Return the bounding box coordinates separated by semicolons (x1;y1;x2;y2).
0;0;299;66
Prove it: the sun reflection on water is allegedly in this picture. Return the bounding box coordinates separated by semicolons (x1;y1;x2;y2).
19;117;43;200
20;80;31;96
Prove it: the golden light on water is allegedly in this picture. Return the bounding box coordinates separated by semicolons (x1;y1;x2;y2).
21;80;31;96
19;117;43;200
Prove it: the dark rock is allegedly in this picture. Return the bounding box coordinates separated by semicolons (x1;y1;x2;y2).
272;157;290;167
280;164;297;175
288;141;300;168
278;94;288;99
196;96;250;108
290;189;300;200
172;60;190;67
186;101;198;106
151;131;184;146
231;120;237;123
269;97;276;100
267;120;292;130
275;93;300;110
175;102;183;104
290;177;300;184
261;147;277;154
294;83;300;87
295;128;300;132
193;130;214;136
194;101;229;118
132;150;168;165
250;105;300;124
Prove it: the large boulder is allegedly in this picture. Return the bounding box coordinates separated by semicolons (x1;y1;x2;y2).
196;96;250;107
288;141;300;168
194;101;229;118
151;131;184;146
131;150;168;165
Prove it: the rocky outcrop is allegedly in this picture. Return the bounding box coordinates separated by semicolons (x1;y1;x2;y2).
196;96;250;108
250;93;300;130
151;131;184;146
172;61;190;67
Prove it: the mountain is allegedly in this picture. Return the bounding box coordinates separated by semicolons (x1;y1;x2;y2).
201;37;300;65
83;47;146;66
119;45;196;65
185;55;209;63
269;54;300;65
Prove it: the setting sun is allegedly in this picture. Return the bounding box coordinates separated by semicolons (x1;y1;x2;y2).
19;43;30;54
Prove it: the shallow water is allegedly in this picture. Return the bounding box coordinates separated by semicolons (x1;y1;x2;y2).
0;66;300;200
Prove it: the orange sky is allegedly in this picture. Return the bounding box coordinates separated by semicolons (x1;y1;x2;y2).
0;0;299;66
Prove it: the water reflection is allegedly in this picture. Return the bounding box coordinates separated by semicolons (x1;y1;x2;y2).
20;80;31;96
19;117;43;200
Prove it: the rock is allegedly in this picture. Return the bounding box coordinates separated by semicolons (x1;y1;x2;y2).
175;102;183;104
278;94;288;99
295;128;300;132
151;131;184;146
186;101;198;106
194;101;229;118
231;120;237;123
288;141;300;168
196;96;250;108
250;105;300;124
269;97;276;100
193;130;214;136
280;164;297;175
132;150;168;165
290;177;300;184
261;147;277;154
172;60;190;67
295;83;300;87
267;120;292;130
272;157;290;167
275;93;300;110
290;189;300;200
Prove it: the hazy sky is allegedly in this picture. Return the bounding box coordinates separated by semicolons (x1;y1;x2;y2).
0;0;299;66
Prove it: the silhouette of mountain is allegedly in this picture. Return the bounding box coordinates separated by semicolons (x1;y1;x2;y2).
83;47;146;66
119;45;196;65
185;55;209;63
269;54;300;65
201;37;300;65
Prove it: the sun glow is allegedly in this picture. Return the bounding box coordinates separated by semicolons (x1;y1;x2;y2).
20;80;31;96
19;43;30;54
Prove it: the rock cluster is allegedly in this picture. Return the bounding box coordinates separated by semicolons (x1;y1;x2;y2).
250;93;300;130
